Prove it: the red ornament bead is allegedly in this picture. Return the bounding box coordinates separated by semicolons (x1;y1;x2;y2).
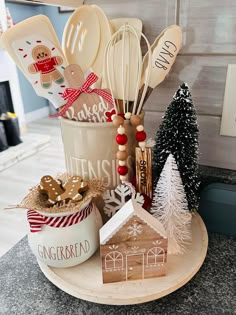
136;131;146;142
118;165;128;175
116;134;128;145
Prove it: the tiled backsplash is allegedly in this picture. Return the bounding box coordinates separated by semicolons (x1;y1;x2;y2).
86;0;236;170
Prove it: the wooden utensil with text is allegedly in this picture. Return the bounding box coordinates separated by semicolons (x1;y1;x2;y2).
135;147;152;199
62;64;115;122
139;25;182;106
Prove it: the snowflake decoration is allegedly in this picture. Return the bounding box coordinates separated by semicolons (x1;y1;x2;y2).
103;183;144;217
128;223;143;237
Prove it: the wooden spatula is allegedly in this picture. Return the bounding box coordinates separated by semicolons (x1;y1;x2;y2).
1;15;69;109
138;25;182;110
62;5;100;74
110;18;142;39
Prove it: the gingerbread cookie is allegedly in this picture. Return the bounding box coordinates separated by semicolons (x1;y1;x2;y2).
28;45;64;89
57;176;88;203
39;175;64;205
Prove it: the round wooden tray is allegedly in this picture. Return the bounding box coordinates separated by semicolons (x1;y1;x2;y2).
38;213;208;305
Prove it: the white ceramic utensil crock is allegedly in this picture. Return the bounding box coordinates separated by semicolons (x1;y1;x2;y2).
60;117;139;190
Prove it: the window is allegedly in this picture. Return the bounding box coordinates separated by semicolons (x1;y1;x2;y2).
105;251;123;270
147;247;165;265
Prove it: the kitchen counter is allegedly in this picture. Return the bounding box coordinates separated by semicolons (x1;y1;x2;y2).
199;165;236;187
0;234;235;315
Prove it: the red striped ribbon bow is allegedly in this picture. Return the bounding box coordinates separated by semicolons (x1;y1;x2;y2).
50;72;114;118
27;202;93;233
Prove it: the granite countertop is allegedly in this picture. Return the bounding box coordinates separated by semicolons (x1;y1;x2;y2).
199;165;236;187
0;234;235;315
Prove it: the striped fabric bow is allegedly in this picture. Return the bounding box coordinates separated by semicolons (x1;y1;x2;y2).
27;202;93;233
50;72;114;118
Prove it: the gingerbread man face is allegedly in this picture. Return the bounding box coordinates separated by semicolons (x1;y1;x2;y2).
39;175;64;205
28;44;64;89
32;45;51;61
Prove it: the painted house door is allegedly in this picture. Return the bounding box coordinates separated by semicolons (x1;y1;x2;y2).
126;254;144;281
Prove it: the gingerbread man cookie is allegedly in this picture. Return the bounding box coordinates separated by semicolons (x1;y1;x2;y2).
57;176;88;203
28;45;64;89
39;175;64;205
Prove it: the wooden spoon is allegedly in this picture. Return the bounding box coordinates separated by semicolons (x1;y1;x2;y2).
1;15;69;109
138;25;182;108
62;5;100;74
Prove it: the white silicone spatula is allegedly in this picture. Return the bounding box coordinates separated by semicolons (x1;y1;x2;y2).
1;15;69;109
62;5;100;74
90;5;113;88
138;25;182;108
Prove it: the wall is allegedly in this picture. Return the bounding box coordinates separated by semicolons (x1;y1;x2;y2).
42;6;71;42
85;0;236;170
0;0;6;29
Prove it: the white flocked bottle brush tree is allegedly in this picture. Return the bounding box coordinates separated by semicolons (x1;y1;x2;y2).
151;154;192;254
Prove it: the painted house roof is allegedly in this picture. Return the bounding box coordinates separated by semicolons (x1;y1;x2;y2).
100;199;167;245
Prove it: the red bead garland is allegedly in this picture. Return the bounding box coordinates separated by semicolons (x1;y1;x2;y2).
113;114;129;181
118;165;128;175
116;134;128;145
135;131;146;142
113;113;147;182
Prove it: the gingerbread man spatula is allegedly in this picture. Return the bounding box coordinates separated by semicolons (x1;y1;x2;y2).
60;64;115;122
1;15;69;109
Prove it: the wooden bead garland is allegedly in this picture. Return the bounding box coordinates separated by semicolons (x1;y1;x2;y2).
113;114;128;182
128;114;147;150
130;115;141;126
131;119;147;151
113;113;147;183
116;150;128;161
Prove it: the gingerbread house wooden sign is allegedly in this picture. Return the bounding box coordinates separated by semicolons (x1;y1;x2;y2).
99;199;168;283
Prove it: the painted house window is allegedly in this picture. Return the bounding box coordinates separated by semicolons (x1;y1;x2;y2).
105;251;123;270
147;247;165;265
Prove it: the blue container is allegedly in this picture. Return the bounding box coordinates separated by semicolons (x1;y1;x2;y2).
199;183;236;237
